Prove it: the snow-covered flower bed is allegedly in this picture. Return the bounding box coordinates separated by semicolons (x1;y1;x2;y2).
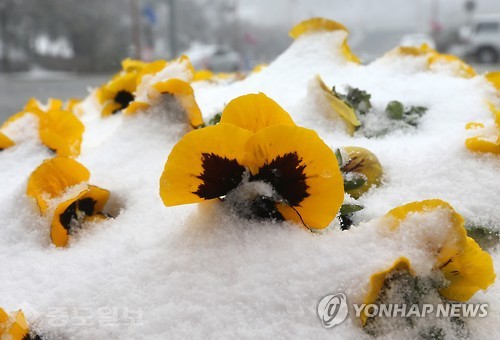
1;18;499;339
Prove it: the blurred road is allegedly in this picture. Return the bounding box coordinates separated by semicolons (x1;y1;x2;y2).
0;73;109;123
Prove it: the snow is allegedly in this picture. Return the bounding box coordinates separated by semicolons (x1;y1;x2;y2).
1;29;499;339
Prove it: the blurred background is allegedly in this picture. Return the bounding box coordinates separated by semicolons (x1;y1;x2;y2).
1;0;500;119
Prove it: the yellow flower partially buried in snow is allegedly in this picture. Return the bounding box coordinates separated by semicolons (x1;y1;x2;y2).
384;199;495;300
385;44;476;78
359;200;495;325
123;56;204;129
97;58;151;117
465;102;500;155
340;146;383;199
315;75;361;135
27;157;111;247
160;93;344;229
1;98;84;156
0;308;30;340
289;17;360;64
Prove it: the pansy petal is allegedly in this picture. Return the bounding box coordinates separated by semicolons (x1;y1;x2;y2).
440;237;495;301
0;309;30;340
465;136;500;155
121;58;147;73
317;76;361;135
244;125;344;229
341;38;361;64
102;102;123;117
153;79;204;128
289;18;360;63
485;71;500;90
39;109;85;156
136;60;168;84
0;132;14;150
160;124;252;206
428;53;476;78
27;157;90;213
361;257;413;325
47;98;64;111
193;69;214;81
289;17;348;39
124;101;151;115
220;93;295;132
385;199;468;267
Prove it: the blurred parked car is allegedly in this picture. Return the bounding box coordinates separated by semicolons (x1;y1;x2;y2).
400;33;436;49
182;43;242;72
450;14;500;63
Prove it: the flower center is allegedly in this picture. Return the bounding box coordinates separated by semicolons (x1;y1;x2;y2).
114;90;134;112
59;197;97;232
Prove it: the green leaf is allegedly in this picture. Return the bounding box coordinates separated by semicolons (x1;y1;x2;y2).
340;203;364;215
334;86;372;115
335;148;343;168
207;112;222;126
466;225;500;251
406;106;428;116
344;177;366;191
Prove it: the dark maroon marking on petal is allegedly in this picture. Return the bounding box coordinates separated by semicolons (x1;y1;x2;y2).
59;198;98;231
59;201;78;231
194;153;246;199
113;90;134;113
78;197;97;216
251;152;309;206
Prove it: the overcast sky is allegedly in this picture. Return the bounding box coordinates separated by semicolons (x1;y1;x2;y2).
237;0;500;31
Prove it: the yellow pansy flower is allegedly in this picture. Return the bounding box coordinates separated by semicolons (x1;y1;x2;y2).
360;200;495;326
98;72;139;117
123;56;203;128
151;79;204;129
385;44;476;78
160;94;344;229
385;199;495;299
27;157;111;247
289;17;360;64
340;146;383;199
1;98;84;156
51;185;110;247
38;107;85;157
